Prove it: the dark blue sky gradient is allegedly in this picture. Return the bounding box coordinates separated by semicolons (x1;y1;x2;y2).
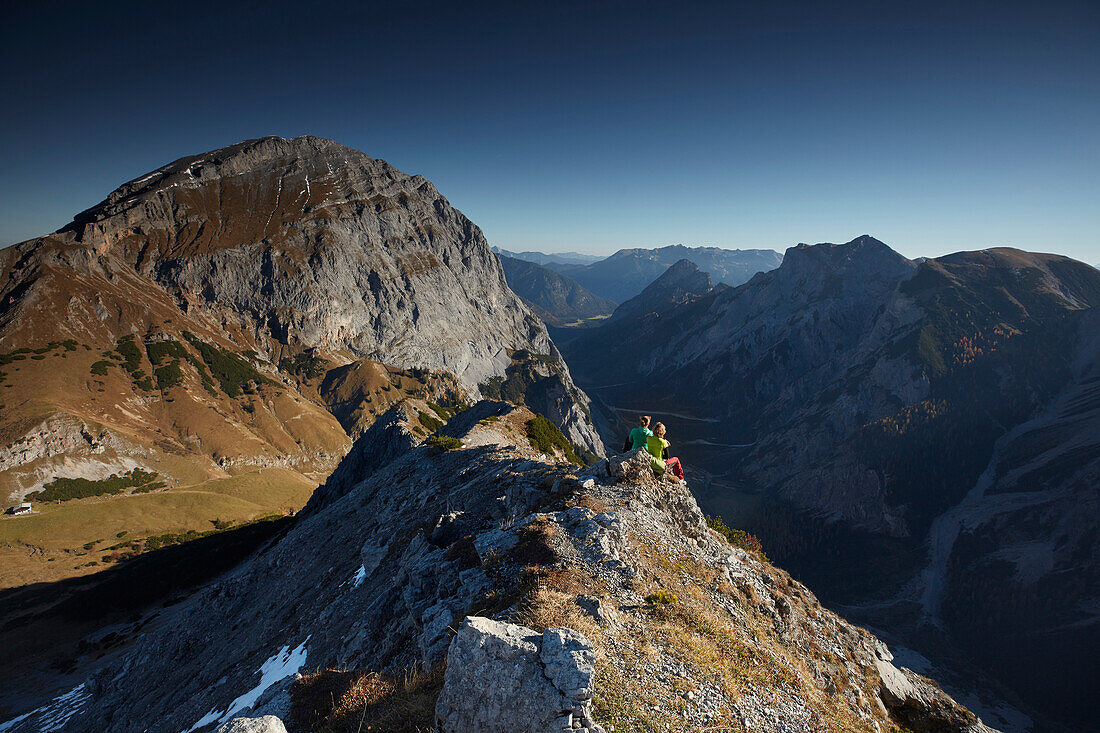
2;0;1097;262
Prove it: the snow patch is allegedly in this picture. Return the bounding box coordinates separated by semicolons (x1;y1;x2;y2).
185;638;310;732
343;564;366;589
990;540;1055;586
0;683;90;733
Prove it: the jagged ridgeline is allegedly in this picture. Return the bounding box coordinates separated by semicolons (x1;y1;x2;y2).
0;136;601;590
2;402;994;732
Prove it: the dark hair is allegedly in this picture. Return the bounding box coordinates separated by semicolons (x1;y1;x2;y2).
640;415;651;426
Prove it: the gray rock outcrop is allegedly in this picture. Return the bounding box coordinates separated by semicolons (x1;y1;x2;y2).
435;617;603;733
215;717;287;733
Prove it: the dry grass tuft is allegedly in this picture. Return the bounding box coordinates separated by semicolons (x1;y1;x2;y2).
289;666;444;733
571;493;609;513
511;566;601;636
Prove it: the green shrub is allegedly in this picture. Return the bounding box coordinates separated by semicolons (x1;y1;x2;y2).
279;352;328;380
34;468;161;502
644;590;679;607
478;375;504;400
115;335;143;373
145;339;188;365
525;415;581;465
154;361;184;390
183;352;218;395
706;515;767;559
426;435;463;452
575;446;601;466
183;332;276;397
90;360;113;376
427;402;454;419
418;410;444;432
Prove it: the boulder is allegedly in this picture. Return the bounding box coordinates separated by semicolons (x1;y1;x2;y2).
608;449;652;482
216;716;288;733
874;655;993;733
435;616;604;733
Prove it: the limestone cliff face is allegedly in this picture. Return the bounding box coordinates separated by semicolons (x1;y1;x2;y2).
62;136;598;445
3;402;991;733
0;136;601;511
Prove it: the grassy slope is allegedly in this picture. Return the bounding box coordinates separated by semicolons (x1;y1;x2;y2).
0;468;314;589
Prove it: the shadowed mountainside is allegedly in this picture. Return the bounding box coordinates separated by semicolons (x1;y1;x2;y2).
498;254;616;326
556;235;1100;731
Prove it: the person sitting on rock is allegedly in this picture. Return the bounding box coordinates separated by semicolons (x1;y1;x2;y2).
646;422;685;482
623;414;653;453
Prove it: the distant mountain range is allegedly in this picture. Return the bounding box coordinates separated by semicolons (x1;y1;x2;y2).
497;254;616;326
556;235;1100;731
494;244;783;327
546;244;783;303
491;247;604;266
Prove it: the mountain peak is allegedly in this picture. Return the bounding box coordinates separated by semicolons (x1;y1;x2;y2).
609;258;713;322
64;136;422;238
652;258;712;290
782;235;914;279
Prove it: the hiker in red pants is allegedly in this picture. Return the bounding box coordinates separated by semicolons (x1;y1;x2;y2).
645;422;685;482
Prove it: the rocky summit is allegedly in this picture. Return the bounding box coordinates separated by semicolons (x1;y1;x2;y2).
0;136;601;587
3;401;993;733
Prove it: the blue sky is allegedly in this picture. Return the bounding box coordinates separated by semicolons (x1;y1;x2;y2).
1;0;1097;263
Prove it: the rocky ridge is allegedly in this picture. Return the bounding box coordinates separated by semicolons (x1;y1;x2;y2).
492;247;604;267
2;400;992;732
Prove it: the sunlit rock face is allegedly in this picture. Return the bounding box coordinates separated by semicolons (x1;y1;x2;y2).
0;137;603;505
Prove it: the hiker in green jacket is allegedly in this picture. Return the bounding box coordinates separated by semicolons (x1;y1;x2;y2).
646;422;685;481
623;415;653;452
